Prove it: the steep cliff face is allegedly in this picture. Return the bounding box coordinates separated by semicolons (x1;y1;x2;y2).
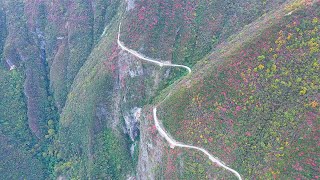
0;0;318;179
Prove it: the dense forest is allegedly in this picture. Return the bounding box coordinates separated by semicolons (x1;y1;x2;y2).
0;0;318;179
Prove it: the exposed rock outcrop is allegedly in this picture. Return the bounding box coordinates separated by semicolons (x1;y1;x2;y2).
123;107;141;141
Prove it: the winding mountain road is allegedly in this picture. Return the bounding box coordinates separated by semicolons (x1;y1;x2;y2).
117;21;242;180
117;23;191;73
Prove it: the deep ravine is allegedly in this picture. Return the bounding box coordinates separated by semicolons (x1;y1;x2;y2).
117;19;243;180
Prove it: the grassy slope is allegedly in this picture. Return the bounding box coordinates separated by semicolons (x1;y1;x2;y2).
56;4;134;178
159;1;319;179
56;26;115;177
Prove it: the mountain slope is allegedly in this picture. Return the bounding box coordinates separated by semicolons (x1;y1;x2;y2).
0;135;45;179
0;0;318;179
158;1;319;179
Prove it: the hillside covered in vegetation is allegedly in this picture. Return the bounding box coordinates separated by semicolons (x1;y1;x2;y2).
0;0;318;179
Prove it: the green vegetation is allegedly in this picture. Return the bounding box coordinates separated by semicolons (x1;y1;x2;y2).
48;1;94;110
0;136;45;179
0;0;318;179
0;68;31;144
122;0;286;95
92;129;133;179
55;8;134;178
159;2;319;179
0;67;49;179
0;67;59;178
0;8;6;59
180;151;221;180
